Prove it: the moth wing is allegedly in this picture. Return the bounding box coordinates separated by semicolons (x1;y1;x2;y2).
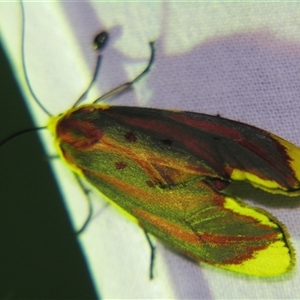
136;181;293;276
102;107;300;195
53;105;300;195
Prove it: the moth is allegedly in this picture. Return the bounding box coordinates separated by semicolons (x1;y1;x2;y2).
47;35;300;276
7;1;300;278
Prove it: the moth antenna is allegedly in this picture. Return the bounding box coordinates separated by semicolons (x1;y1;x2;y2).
20;0;51;116
21;0;107;114
94;41;155;103
0;2;48;149
0;127;46;148
73;31;109;107
72;54;103;108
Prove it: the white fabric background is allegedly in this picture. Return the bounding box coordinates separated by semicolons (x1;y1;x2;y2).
1;1;300;299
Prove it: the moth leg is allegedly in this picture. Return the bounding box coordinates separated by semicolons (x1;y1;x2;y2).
94;42;155;103
74;175;93;235
144;230;156;280
74;175;111;234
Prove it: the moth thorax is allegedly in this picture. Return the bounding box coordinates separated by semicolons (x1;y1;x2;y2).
55;111;103;150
